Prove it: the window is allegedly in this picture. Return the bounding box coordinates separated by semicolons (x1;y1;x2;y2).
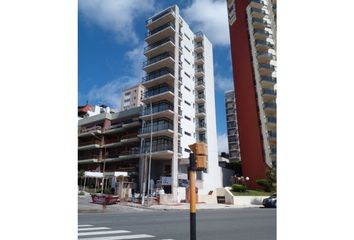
184;72;191;78
184;148;191;153
184;86;191;92
184;100;191;106
184;58;191;65
184;116;191;121
184;33;190;40
184;46;191;52
184;131;191;136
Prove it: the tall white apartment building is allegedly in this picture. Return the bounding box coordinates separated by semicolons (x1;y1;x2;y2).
140;5;221;202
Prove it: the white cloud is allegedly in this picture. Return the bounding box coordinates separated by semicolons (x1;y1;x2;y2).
217;133;229;154
125;44;145;78
87;77;140;110
215;75;234;92
183;0;230;46
78;0;156;43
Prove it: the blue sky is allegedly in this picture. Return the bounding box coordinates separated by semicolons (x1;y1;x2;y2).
78;0;234;153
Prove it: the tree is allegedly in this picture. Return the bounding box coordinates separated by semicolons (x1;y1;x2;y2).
266;167;276;192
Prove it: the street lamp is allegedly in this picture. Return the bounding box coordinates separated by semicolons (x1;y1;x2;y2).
90;132;106;194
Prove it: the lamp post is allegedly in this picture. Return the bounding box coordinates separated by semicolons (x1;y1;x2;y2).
147;98;153;206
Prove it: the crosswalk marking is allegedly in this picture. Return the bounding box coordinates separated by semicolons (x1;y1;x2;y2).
78;230;131;237
78;227;111;231
78;224;93;227
79;234;155;240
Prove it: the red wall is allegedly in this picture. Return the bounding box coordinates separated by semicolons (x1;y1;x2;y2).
228;0;267;188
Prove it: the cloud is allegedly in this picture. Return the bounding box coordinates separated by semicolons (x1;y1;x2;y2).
182;0;229;46
125;44;145;78
217;133;229;154
215;75;234;92
87;77;140;110
78;0;156;44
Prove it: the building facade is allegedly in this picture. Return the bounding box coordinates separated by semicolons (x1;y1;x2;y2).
227;0;277;188
225;90;241;162
141;5;221;202
121;84;145;111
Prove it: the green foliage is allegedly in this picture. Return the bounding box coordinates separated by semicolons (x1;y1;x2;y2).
231;184;247;192
78;191;85;195
266;167;277;192
226;161;242;175
256;179;272;192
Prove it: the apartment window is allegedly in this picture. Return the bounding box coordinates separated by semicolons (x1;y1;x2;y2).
184;116;191;121
184;131;191;136
184;100;191;106
124;99;130;103
184;58;191;65
184;33;190;40
184;86;191;92
184;72;191;78
184;46;191;52
184;148;191;153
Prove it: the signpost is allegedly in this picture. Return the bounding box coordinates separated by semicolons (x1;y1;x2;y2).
188;143;207;240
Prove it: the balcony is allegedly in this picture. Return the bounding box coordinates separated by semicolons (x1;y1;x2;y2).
78;139;101;151
146;7;176;30
195;31;203;41
195;79;205;90
143;52;175;73
139;121;174;138
195;67;205;77
266;116;276;126
78;126;102;137
268;131;276;142
250;7;269;18
143;85;174;103
255;39;274;51
254;29;272;39
141;102;174;120
104;135;140;148
194;42;204;53
141;141;174;160
144;37;175;58
142;68;175;88
78;154;100;164
261;88;276;100
263;102;276;112
260;76;276;88
252;17;271;28
195;93;206;103
195;54;204;64
196;107;206;117
250;0;268;9
259;63;276;76
257;51;275;63
145;22;175;44
196;122;207;131
270;148;276;155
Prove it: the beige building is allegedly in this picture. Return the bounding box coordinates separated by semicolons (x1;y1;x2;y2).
121;84;145;110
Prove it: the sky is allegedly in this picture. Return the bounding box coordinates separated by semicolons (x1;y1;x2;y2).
78;0;235;153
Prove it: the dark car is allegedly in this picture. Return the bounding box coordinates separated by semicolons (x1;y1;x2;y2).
262;194;276;208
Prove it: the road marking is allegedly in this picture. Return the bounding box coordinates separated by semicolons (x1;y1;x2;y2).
78;230;131;236
78;227;110;231
79;234;155;240
78;224;93;227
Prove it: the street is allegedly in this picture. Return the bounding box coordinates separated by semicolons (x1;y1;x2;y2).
78;207;276;240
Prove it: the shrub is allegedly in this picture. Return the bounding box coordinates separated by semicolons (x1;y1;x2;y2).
231;184;247;192
78;191;85;195
256;179;272;192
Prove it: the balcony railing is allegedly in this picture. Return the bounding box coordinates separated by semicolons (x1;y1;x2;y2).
143;102;173;115
258;52;275;59
270;148;276;154
78;139;101;147
250;7;268;15
197;107;205;113
197;122;206;128
146;7;174;25
142;143;173;153
251;0;268;5
79;126;102;134
262;88;276;95
195;54;204;60
255;39;274;47
267;117;276;123
196;93;205;99
196;80;205;86
78;154;99;160
196;68;204;73
252;18;271;26
145;22;175;38
195;42;203;48
259;63;276;70
144;85;173;98
143;52;174;67
142;68;174;82
263;102;276;109
254;29;272;36
140;121;173;134
261;76;277;84
144;37;175;52
268;131;276;138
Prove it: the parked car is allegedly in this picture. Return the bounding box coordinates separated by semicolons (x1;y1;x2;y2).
262;194;276;208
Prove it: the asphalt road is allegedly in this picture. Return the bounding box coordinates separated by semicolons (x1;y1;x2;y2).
78;207;276;240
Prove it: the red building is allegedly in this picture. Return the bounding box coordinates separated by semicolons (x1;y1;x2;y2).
227;0;277;189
